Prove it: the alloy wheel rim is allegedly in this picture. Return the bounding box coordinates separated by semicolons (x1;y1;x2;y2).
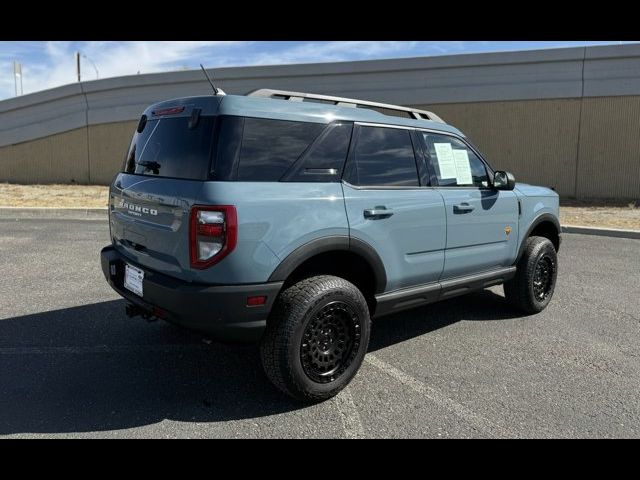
533;254;555;301
300;301;361;383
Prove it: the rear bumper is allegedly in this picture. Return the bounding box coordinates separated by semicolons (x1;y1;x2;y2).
100;246;282;342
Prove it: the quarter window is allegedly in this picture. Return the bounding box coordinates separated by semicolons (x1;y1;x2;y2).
282;122;353;182
422;132;489;187
350;126;419;187
237;118;324;181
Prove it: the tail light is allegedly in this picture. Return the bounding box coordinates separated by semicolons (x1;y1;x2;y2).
189;205;237;269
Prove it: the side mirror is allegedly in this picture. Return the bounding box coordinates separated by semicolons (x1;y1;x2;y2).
493;171;516;190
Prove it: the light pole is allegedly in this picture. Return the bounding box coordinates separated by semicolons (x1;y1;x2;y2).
82;54;99;79
76;51;99;81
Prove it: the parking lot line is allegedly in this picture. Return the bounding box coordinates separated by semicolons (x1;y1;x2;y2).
365;354;513;438
333;387;366;439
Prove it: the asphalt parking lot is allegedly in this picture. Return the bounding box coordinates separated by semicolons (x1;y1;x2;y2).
0;217;639;438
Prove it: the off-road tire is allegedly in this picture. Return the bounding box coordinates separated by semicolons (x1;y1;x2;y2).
504;236;558;314
260;275;371;402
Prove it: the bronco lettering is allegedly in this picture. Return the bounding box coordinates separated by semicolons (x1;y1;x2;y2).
119;199;158;216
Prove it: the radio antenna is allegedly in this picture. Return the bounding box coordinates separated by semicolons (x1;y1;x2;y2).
199;64;225;95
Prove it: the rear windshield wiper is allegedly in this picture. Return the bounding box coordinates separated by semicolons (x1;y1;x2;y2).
137;161;161;173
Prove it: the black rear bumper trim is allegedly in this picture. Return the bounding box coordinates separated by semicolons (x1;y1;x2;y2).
101;245;283;342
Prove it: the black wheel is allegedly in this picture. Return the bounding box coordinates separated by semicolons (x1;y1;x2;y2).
260;275;371;402
504;236;558;314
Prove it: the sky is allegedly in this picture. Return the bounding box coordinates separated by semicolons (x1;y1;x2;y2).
0;41;636;101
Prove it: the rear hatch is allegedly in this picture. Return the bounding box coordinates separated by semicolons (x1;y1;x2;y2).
109;97;222;282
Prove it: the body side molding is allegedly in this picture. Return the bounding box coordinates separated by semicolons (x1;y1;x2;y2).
374;266;516;318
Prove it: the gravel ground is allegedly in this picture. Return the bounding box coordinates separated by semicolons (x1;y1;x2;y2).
0;183;108;208
560;204;640;230
0;218;639;438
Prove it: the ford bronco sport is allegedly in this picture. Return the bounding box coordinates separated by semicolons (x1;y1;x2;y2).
101;88;561;402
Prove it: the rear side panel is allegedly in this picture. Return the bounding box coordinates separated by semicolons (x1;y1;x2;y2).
194;182;348;284
111;180;348;285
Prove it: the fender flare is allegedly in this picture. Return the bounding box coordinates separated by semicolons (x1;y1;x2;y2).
516;213;561;263
268;236;387;293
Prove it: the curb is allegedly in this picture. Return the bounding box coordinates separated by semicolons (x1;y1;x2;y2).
562;224;640;240
0;207;108;219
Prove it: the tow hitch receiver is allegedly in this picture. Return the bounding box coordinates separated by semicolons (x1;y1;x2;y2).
125;303;159;322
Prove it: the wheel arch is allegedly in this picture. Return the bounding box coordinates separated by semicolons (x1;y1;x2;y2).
516;213;561;263
268;236;387;296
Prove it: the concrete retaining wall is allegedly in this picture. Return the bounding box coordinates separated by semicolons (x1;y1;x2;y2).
1;44;639;200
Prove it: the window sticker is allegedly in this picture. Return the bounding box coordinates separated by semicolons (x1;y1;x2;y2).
433;143;457;179
452;149;473;185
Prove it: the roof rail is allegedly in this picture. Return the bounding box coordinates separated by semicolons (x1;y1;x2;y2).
247;89;445;124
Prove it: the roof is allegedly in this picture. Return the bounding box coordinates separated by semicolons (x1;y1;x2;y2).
143;94;465;137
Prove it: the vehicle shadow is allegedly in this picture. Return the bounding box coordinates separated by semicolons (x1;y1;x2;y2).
0;289;520;435
0;299;297;435
368;288;521;352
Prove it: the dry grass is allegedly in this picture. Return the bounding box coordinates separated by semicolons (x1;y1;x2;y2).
0;183;109;208
560;201;640;230
1;183;639;230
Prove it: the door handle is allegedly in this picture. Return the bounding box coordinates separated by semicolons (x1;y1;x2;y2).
364;207;394;219
453;203;475;213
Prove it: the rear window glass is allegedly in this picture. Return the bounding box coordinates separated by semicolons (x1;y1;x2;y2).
124;116;215;180
237;118;324;181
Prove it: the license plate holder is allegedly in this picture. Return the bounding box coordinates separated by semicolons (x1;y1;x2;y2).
124;263;144;297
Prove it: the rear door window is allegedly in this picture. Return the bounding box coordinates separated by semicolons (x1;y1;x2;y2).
124;116;215;180
348;126;419;187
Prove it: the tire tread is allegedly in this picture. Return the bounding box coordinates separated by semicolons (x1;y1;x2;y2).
260;275;369;402
504;236;557;314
